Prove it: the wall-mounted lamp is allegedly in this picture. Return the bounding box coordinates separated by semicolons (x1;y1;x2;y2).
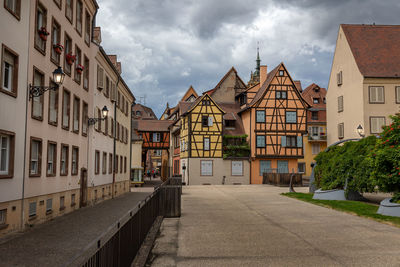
29;66;65;99
357;124;365;138
88;106;109;126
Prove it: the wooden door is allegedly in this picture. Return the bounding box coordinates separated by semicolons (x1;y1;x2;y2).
80;168;88;208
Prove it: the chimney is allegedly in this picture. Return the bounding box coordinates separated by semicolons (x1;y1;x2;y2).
108;55;117;66
116;62;122;74
260;65;268;85
93;27;102;44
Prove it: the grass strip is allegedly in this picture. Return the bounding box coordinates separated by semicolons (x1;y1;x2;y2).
282;192;400;228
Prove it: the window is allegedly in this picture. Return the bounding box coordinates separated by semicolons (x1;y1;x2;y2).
338;123;344;139
201;115;209;127
202;137;210;151
64;33;72;75
82;101;88;136
338;96;344;112
46;198;52;212
35;2;47;53
32;68;44;120
74;45;81;84
110;118;114;137
281;136;302;148
30;137;42;176
0;130;15;178
313;98;319;104
370;117;386;134
311;111;318;120
60;196;65;210
72;96;80;133
104;115;108;135
62;89;70;129
153;133;160;142
369;86;385;103
231;161;243;176
1;45;19;97
65;0;73;22
337;71;342;85
298;162;305;174
4;0;21;19
46;141;57;176
48;81;58;125
50;18;61;65
155;150;162;156
256;110;265;123
83;56;89;90
279;70;284;76
60;144;68;175
312;143;320;155
311;126;319;136
200;160;212;176
256;135;265;148
277;160;288;173
71;193;76;206
76;0;83;34
84;11;91;45
202;100;210;106
29;202;37;217
102;152;107;174
323;97;326;104
276;91;287;99
286;111;297;123
260;160;271;175
104;76;109;97
120;155;123;173
109;153;113;174
95;150;99;174
71;146;78;175
0;209;6;225
97;65;104;90
124;157;127;173
396;86;400;103
286;136;297;147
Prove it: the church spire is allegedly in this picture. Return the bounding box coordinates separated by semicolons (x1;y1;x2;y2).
247;44;261;87
256;44;260;73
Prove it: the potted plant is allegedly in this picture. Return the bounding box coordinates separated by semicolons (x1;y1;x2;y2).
38;27;49;41
53;43;64;54
66;53;76;65
76;64;84;74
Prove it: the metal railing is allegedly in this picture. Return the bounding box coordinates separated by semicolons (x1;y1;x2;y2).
308;135;327;141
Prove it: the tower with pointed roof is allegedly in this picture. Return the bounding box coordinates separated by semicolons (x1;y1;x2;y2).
248;46;261;87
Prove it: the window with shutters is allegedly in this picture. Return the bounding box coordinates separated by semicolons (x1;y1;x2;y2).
231;161;243;176
200;160;212;176
277;160;288;173
256;135;265;148
64;33;72;75
4;0;21;19
71;194;76;206
82;101;88;136
48;81;58;126
311;111;318;120
74;45;81;84
337;71;342;86
1;44;19;97
29;137;42;177
338;123;344;139
96;107;101;132
73;96;80;133
46;141;57;176
369;86;384;103
338;96;344;112
97;65;104;89
312;143;320;155
102;152;107;174
104;76;109;97
115;155;118;173
109;153;113;174
201;116;208;127
311;126;319;136
370;117;385;134
298;162;305;173
120;155;123;173
256;110;265;123
0;130;15;178
76;0;83;35
153;133;160;142
60;144;68;175
286;136;297;147
29;202;37;217
50;18;61;65
204;137;210;151
84;11;91;45
94;150;99;175
124;157;127;173
285;111;297;123
104;115;108;136
259;160;271;175
34;2;47;54
46;198;52;212
71;146;78;175
62;89;70;130
83;56;89;90
396;87;400;104
110;118;114;137
65;0;73;22
32;68;44;120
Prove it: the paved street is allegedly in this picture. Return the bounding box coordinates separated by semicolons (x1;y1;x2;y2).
150;185;400;266
0;191;152;267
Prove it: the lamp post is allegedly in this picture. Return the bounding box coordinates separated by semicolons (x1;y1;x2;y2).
357;124;365;138
88;106;109;126
29;66;65;99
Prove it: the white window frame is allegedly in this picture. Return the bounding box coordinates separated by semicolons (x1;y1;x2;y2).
369;86;385;103
338;123;344;139
46;198;52;212
370;117;386;134
312;143;320;155
231;161;243;176
61;145;68;175
2;59;13;92
0;135;10;175
47;143;56;175
30;140;40;175
200;160;213;176
29;202;36;217
204;137;210;151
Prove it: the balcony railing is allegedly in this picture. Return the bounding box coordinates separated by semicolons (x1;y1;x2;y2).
308;134;327;141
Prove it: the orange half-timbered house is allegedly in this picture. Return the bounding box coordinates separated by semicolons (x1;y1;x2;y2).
239;63;310;184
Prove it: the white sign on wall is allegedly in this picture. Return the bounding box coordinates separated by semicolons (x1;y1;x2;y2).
201;160;213;176
231;161;243;176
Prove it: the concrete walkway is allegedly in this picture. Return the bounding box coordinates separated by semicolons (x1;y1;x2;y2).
150;185;400;266
0;191;152;267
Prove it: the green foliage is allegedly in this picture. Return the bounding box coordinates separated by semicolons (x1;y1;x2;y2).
314;136;377;193
371;114;400;201
222;135;250;159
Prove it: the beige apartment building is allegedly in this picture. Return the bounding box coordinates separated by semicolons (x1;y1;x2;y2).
0;0;30;235
327;24;400;145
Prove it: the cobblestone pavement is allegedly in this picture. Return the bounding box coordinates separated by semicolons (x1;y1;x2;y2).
0;191;152;267
150;185;400;267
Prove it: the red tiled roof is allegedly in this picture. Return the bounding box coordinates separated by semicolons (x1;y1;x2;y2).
136;120;173;132
218;102;245;136
342;24;400;78
301;83;327;108
203;67;247;96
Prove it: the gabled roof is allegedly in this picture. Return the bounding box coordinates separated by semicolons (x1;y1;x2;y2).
185;93;225;115
203;67;247;96
301;83;327;108
181;86;199;102
218;102;246;136
136;120;173;132
341;24;400;78
132;104;157;120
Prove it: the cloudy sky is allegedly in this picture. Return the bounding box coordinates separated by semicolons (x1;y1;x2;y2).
96;0;399;117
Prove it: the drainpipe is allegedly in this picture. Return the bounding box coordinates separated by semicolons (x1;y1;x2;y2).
112;77;120;198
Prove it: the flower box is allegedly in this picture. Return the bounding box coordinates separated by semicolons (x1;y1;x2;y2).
38;27;49;41
66;53;76;65
76;64;84;74
53;44;64;54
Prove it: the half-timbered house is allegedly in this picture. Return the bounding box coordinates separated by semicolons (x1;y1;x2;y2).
239;62;310;184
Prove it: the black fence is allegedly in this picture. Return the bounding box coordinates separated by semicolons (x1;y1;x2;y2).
263;173;303;187
68;177;182;267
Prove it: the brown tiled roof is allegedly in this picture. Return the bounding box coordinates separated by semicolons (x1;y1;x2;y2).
203;67;247;96
301;83;327;108
132;104;157;120
342;24;400;78
136;120;173;132
218;102;245;136
247;64;280;108
294;80;302;92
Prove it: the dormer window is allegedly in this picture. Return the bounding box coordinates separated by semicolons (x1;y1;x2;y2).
279;70;284;76
313;98;319;104
136;111;141;116
225;120;235;128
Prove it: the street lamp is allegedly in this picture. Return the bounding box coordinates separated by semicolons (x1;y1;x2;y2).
88;106;109;126
29;66;65;99
357;124;365;137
